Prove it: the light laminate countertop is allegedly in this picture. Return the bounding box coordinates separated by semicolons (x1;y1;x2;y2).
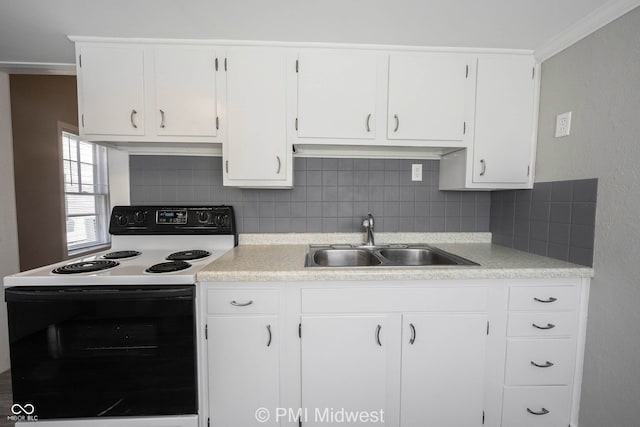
197;234;593;282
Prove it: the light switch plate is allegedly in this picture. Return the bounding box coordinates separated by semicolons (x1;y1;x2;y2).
411;164;422;181
555;112;572;138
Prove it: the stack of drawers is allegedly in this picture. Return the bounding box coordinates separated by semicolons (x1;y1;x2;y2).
502;285;581;426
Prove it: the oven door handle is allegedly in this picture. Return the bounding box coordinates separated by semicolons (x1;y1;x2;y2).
4;286;195;302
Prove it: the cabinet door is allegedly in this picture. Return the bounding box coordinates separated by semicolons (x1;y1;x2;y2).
387;53;471;142
473;55;535;184
78;45;145;136
154;46;218;137
301;315;391;426
225;48;290;184
401;314;488;427
207;316;279;426
297;51;379;139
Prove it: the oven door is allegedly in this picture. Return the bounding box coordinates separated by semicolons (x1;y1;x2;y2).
5;285;197;420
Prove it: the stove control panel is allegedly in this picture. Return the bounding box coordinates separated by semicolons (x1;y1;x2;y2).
109;206;236;237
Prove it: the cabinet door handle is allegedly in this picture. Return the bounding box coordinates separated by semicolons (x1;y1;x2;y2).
534;297;558;303
532;323;556;330
130;109;138;129
230;300;253;307
526;408;550;416
225;160;229;174
409;323;416;345
393;114;399;132
266;324;272;347
375;324;382;346
276;156;281;174
366;113;372;132
530;360;554;368
480;159;486;176
159;109;166;128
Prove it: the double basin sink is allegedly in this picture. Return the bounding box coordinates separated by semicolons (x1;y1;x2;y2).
305;244;478;268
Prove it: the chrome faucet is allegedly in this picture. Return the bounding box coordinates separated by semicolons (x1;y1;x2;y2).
362;213;375;246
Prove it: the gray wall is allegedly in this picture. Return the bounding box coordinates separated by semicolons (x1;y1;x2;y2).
535;7;640;426
129;156;491;233
0;72;20;373
490;179;597;266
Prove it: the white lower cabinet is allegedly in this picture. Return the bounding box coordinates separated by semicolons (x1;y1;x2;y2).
301;315;393;426
207;315;280;426
200;278;589;427
401;314;488;427
502;386;571;427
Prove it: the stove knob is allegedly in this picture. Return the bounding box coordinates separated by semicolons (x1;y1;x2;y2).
198;211;210;223
117;215;128;226
134;211;146;223
213;214;225;226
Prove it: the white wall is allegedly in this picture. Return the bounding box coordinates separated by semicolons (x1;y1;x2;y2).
535;7;640;427
0;71;20;373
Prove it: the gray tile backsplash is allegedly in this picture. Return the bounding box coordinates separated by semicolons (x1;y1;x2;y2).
490;179;597;266
129;156;491;233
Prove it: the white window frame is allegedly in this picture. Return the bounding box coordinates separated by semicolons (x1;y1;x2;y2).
60;126;111;255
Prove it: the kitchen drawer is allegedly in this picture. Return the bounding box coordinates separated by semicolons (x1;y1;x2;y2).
507;312;578;337
509;286;579;311
207;289;279;314
505;339;576;386
301;287;487;313
502;386;571;427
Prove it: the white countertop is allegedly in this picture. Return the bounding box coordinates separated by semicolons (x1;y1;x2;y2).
197;233;593;282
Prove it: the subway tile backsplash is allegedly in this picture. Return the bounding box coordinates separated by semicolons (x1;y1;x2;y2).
129;156;491;233
490;179;597;266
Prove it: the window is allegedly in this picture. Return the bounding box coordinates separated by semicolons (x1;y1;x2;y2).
61;131;110;253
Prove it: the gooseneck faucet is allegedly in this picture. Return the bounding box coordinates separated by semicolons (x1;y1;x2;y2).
362;213;375;246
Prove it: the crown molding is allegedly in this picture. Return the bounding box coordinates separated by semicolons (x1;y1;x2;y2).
535;0;640;62
0;61;76;75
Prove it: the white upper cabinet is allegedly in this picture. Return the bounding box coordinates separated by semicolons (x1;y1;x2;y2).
296;51;380;140
78;45;145;136
223;47;293;187
75;41;223;145
387;53;473;144
472;55;536;184
154;46;218;137
439;54;538;190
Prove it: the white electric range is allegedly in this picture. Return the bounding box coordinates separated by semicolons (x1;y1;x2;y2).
4;205;237;427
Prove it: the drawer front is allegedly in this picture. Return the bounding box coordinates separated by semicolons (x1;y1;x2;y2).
507;312;578;337
505;339;576;386
302;287;488;313
207;289;279;314
502;386;571;427
509;286;579;311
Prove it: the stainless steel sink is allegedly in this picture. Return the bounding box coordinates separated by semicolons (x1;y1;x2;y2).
378;248;458;266
313;249;383;267
305;244;478;268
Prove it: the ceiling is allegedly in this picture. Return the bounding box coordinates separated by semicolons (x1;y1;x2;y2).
0;0;631;65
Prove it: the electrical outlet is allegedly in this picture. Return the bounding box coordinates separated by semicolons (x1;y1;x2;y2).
411;164;422;181
555;112;572;138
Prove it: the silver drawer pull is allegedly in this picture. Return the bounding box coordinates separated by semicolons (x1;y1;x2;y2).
230;300;253;307
130;109;138;129
366;113;372;132
160;109;166;128
266;324;272;347
409;323;416;345
534;297;558;303
375;324;382;346
526;408;550;416
532;323;556;330
530;360;554;368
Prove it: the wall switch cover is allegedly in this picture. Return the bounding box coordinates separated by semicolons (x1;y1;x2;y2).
555;112;572;138
412;164;422;181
